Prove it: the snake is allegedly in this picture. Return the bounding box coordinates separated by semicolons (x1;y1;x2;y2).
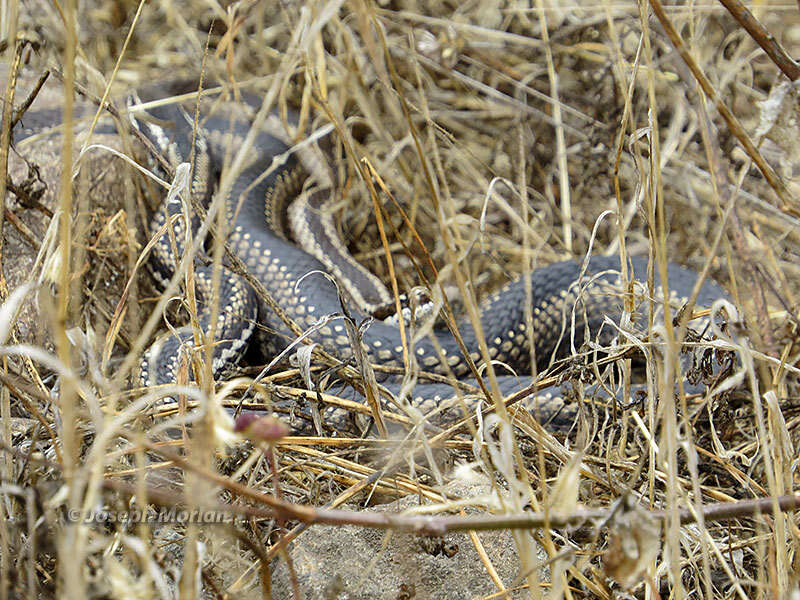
8;82;728;434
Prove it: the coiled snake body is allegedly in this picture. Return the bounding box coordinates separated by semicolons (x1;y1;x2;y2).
132;88;727;433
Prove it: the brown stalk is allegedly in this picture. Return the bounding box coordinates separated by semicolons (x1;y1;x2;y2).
718;0;800;81
104;449;800;535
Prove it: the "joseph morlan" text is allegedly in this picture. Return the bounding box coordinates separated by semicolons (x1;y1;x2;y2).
65;507;231;525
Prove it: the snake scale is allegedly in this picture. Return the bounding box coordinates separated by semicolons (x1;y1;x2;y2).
86;84;732;433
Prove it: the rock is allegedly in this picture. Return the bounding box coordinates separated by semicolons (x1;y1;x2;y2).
270;477;540;599
2;64;140;353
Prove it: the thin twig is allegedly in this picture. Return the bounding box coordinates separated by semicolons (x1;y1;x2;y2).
9;70;49;130
102;448;800;535
0;37;25;280
718;0;800;81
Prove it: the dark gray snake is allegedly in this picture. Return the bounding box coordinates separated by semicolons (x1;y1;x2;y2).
9;84;729;434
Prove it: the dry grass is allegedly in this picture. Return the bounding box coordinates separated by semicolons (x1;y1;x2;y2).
2;0;800;598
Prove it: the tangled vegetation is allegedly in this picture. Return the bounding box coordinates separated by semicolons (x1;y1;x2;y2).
1;0;799;597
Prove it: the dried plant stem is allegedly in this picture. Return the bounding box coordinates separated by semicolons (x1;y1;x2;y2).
7;69;48;131
105;447;800;535
0;9;20;600
54;0;82;596
0;28;22;543
0;35;23;290
534;0;571;254
718;0;800;81
639;2;685;594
